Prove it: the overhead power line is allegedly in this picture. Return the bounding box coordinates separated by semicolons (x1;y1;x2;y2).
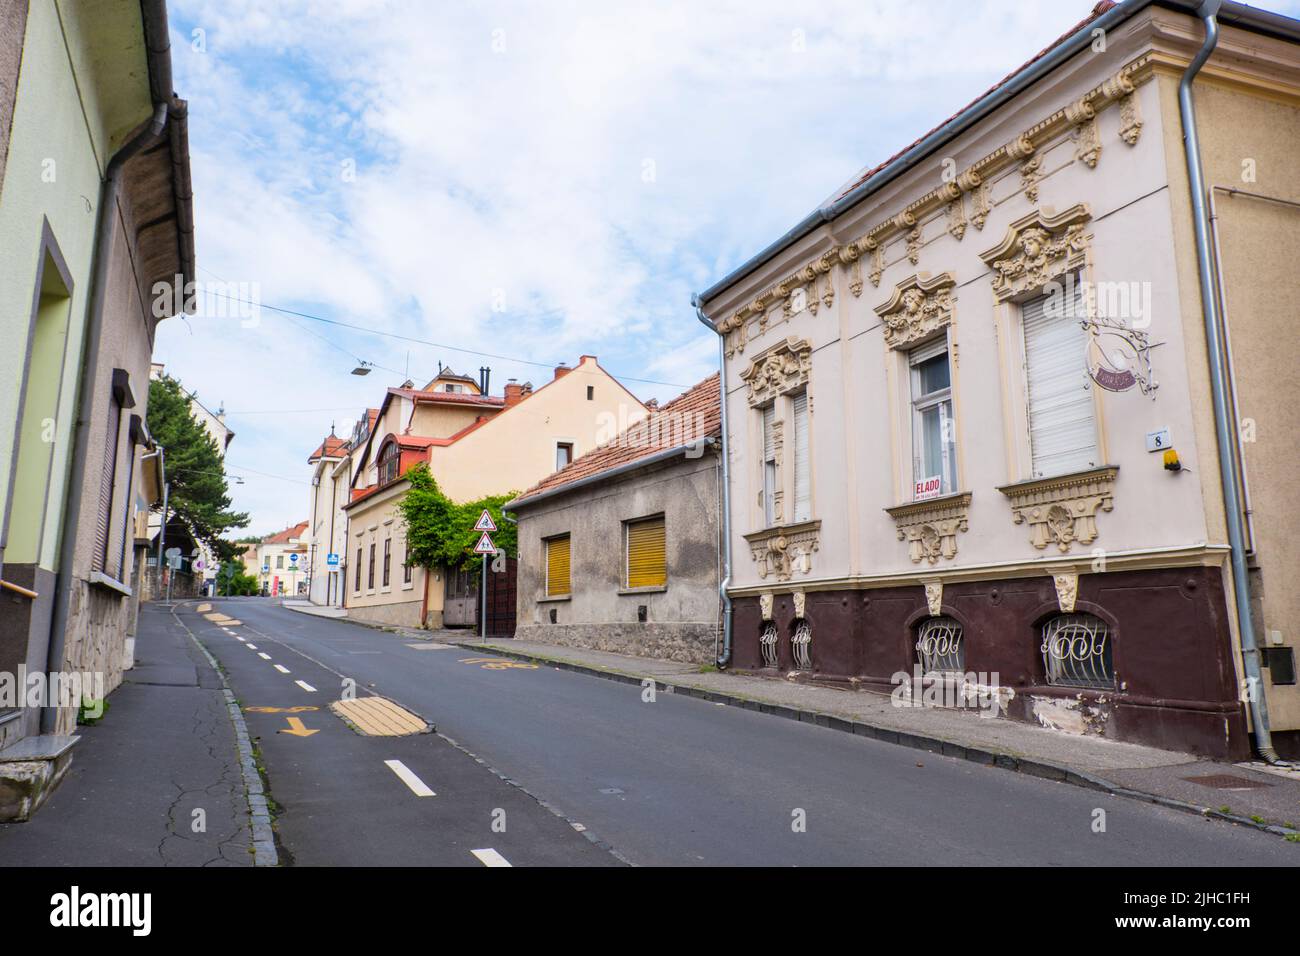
200;290;689;388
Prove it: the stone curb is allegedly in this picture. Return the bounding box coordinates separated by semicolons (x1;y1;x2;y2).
170;603;280;866
449;640;1300;843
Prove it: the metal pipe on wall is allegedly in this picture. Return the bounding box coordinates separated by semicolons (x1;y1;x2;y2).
1177;0;1282;762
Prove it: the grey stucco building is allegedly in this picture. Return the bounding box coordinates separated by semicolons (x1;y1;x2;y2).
508;375;722;664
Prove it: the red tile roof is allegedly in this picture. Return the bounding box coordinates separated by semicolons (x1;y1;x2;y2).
307;434;349;463
263;521;308;544
828;2;1116;204
394;386;505;408
512;374;720;506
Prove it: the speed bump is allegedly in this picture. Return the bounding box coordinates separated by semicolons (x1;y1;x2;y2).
329;696;430;737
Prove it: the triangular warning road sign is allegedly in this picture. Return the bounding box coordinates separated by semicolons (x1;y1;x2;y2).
473;532;496;554
474;509;497;532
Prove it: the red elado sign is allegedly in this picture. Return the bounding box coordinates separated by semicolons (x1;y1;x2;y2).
914;476;942;501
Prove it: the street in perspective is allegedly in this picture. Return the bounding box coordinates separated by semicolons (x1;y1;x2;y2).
2;0;1299;939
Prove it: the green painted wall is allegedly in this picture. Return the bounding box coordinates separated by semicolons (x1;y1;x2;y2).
0;0;150;570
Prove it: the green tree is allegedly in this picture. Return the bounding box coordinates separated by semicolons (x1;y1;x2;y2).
215;559;259;596
146;375;249;559
398;463;517;571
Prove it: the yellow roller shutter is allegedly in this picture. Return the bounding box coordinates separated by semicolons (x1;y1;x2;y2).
546;536;571;596
625;517;666;589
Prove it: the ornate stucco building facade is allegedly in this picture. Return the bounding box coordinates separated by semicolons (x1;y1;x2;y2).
696;2;1300;759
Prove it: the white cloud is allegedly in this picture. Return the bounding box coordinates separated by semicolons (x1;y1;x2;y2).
156;0;1300;534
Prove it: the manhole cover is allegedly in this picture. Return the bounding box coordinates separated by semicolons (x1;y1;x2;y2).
1181;774;1271;790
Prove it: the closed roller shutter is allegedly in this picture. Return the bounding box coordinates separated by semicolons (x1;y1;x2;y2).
625;517;666;589
93;396;123;574
792;393;810;522
546;535;571;596
1022;283;1098;478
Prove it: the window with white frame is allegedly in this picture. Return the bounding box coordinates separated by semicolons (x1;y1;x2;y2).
760;404;777;526
1022;280;1099;478
791;392;810;522
909;339;956;499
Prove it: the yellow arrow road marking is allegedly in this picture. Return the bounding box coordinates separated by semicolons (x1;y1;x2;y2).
279;716;319;737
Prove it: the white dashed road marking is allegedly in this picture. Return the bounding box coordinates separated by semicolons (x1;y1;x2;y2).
273;664;290;674
384;759;435;797
295;680;317;692
258;652;271;660
246;644;258;650
471;848;511;867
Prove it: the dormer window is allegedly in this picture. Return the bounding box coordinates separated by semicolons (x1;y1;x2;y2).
377;440;400;485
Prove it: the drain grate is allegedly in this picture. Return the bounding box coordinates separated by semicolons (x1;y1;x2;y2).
1181;773;1272;790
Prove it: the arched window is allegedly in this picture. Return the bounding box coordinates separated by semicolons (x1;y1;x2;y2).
377;440;400;486
792;619;812;671
916;616;964;675
1041;613;1114;689
759;621;778;668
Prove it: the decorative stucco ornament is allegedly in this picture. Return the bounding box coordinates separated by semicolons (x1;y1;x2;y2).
925;582;943;618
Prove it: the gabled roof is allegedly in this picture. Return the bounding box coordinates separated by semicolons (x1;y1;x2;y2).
263;521;308;544
512;374;720;507
307;434;349;463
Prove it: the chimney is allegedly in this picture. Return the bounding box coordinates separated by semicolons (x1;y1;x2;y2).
553;362;570;380
504;379;524;407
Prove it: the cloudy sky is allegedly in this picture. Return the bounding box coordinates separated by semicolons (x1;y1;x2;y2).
157;0;1299;536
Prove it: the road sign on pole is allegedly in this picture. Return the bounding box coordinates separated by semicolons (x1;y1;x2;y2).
473;530;496;640
474;509;497;533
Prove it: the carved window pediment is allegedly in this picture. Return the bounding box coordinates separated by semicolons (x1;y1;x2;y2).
874;273;956;351
885;492;971;565
979;204;1092;302
740;336;812;407
997;466;1117;553
743;520;820;582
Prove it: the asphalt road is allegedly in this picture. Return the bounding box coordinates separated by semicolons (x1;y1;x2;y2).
193;599;1298;867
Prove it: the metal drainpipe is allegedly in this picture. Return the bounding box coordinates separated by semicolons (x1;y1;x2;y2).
1178;0;1282;763
694;300;732;669
41;104;169;734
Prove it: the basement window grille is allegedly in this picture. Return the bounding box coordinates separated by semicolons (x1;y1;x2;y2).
792;619;813;671
759;622;779;668
1041;614;1115;690
916;616;964;675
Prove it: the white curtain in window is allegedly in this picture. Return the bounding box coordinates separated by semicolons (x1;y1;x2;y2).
1023;283;1098;478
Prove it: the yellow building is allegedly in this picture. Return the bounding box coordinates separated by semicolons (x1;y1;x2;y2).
341;358;646;628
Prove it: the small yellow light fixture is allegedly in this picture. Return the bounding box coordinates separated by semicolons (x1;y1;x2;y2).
1162;448;1182;472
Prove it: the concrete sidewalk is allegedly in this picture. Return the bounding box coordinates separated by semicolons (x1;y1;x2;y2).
0;603;258;865
281;599;346;619
437;634;1300;839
